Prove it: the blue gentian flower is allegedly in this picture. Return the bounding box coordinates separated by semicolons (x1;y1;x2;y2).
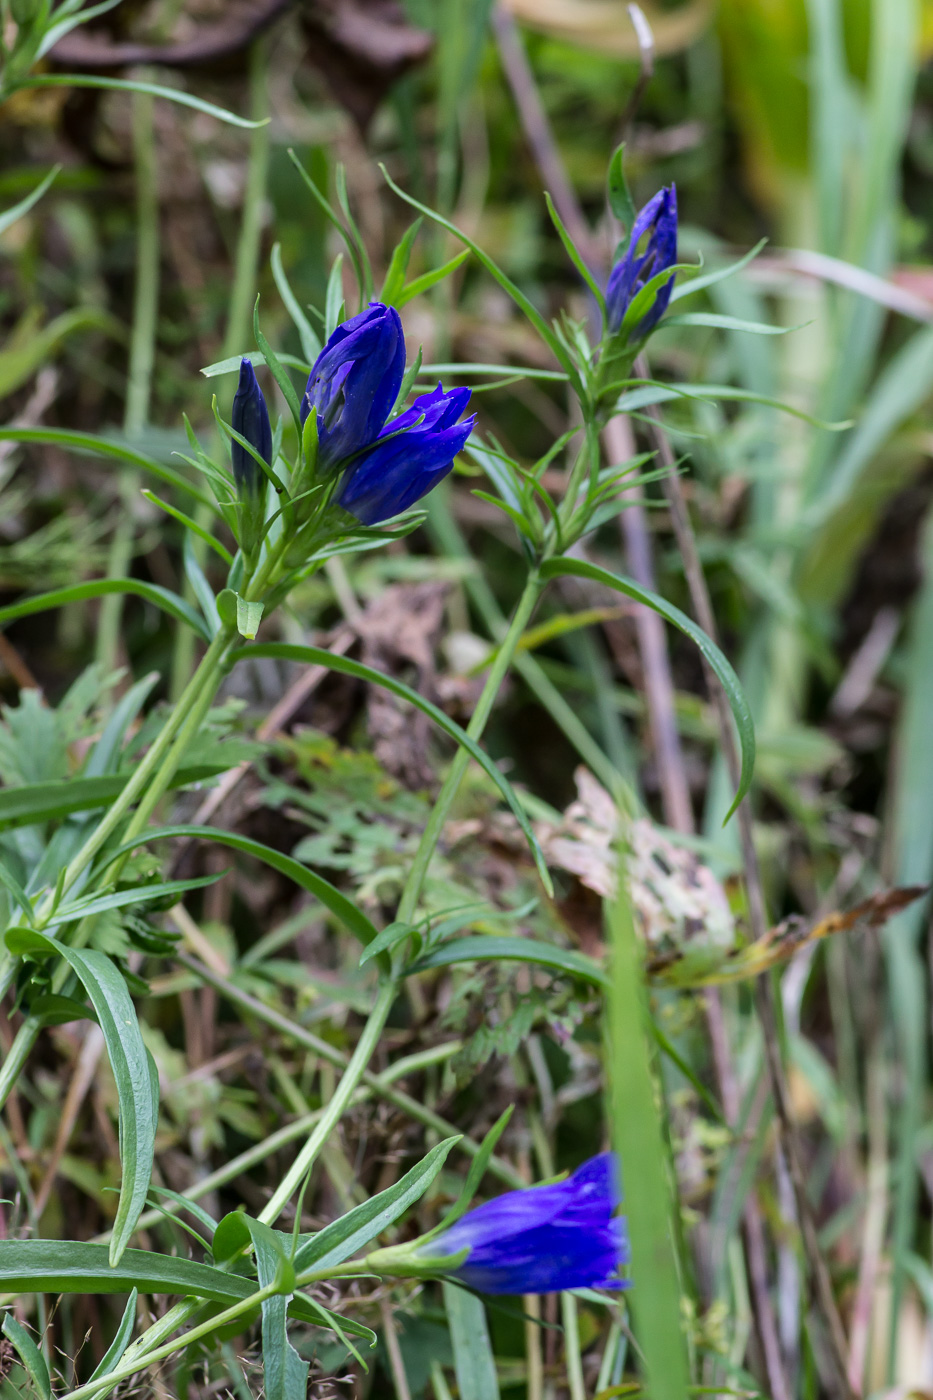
302;303;406;471
336;383;474;526
231;358;272;496
605;185;677;340
424;1153;627;1295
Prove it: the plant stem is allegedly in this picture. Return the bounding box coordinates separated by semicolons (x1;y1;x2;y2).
258;977;397;1224
397;568;543;926
59;1282;279;1400
257;568;543;1225
97;88;159;676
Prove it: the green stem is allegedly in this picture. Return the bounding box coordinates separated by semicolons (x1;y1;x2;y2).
396;568;543;926
258;977;397;1224
44;627;234;910
97;89;159;676
256;571;542;1226
59;1282;279;1400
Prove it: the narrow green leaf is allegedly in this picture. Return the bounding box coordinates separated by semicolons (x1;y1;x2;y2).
231;643;553;892
270;242;321;363
379;165;583;397
421;1108;513;1239
88;1289;138;1383
0;1239;325;1324
607;144;636;243
0;767;230;831
540;556;755;818
0;165;59;239
0;427;213;507
38;873;221;927
200;351;312;379
19;75;266;128
103;826;380;947
380;218;423;304
544;192;605;314
662;312;797;336
358;920;418;966
397;250;471;307
2;1313;51;1400
669;239;768;303
141;491;233;565
0;578;211;642
3;935;156;1265
294;1137;460;1274
252;301;303;434
406;934;607;986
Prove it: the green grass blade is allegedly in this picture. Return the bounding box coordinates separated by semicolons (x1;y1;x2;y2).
607;852;689;1400
443;1283;500;1400
0;579;211;642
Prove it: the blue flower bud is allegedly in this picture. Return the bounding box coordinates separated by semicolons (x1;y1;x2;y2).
422;1153;628;1295
231;358;272;497
302;302;406;472
335;383;474;526
605;185;677;341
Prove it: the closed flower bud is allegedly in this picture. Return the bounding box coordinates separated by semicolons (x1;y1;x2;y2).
336;383;474;526
420;1153;628;1295
302;302;405;472
231;358;271;554
605;185;677;342
231;358;272;498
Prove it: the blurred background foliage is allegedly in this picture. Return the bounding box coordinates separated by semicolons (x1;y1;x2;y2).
3;0;933;1395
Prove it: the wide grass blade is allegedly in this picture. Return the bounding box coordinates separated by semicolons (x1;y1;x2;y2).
607;851;689;1400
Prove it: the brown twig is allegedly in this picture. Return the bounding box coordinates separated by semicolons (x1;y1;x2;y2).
49;0;289;70
636;353;855;1400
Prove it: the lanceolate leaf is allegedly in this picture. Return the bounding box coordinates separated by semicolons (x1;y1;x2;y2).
294;1137;460;1274
229;644;553;892
0;1239;330;1323
3;933;156;1266
88;1290;138;1383
2;1314;51;1400
0;579;211;641
539;556;755;818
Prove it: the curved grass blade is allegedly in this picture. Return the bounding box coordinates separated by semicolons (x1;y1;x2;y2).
18;75;266;128
614;380;850;430
0;166;60;239
0;579;211;642
540;556;755;818
0;427;214;508
103;826;380;948
230;643;552;892
406;934;607;987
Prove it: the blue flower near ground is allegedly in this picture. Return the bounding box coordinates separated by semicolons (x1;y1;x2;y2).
301;303;406;471
425;1153;628;1295
231;358;272;495
336;382;475;526
605;185;678;341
